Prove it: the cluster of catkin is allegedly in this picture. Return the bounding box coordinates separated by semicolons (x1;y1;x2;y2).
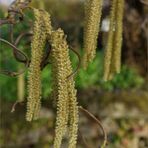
26;0;124;146
83;0;124;81
103;0;124;81
26;8;78;148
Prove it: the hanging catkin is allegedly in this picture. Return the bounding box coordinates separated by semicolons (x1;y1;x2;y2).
50;29;69;148
83;0;103;68
103;0;117;81
103;0;124;81
67;78;78;148
112;0;124;74
64;38;78;148
50;29;78;148
26;9;47;121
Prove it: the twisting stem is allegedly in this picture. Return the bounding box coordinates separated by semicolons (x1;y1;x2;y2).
14;32;33;46
67;47;81;79
0;38;29;76
79;106;108;148
0;38;29;64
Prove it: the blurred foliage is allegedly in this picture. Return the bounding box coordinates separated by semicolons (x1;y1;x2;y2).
0;50;144;101
72;51;144;90
0;4;145;101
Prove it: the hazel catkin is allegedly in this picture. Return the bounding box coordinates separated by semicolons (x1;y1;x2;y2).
103;0;117;81
83;0;103;68
26;9;47;121
50;29;70;148
112;0;124;74
50;29;78;148
103;0;124;81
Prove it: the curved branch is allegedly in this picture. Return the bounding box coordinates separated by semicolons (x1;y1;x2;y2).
67;47;81;79
14;31;33;46
0;38;29;77
79;106;108;148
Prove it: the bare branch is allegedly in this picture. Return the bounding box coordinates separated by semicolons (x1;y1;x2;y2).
79;106;108;148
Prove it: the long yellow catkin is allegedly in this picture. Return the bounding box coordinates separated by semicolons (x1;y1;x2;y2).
50;29;78;148
26;9;47;121
68;81;78;148
83;0;103;68
63;37;78;148
103;0;117;81
33;10;52;119
50;29;70;148
112;0;124;73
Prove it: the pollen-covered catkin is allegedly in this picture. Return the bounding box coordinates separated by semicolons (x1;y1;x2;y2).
50;29;78;148
41;10;52;39
103;0;124;81
112;0;124;73
26;9;47;121
50;29;70;148
83;0;103;68
103;0;117;81
68;81;78;148
63;38;78;148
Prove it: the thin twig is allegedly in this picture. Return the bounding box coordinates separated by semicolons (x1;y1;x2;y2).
78;129;92;148
14;31;33;46
11;101;24;113
67;46;81;79
0;38;29;63
79;106;108;148
0;38;29;76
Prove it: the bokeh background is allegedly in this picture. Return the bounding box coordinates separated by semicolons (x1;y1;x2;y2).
0;0;148;147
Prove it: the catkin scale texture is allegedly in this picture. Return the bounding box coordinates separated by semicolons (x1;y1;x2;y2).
50;29;78;148
26;9;47;121
112;0;124;73
83;0;103;68
50;30;69;148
